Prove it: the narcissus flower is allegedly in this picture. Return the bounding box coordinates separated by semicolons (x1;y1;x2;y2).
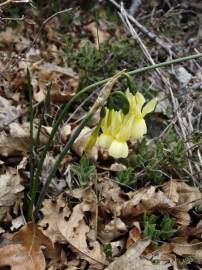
98;109;133;159
87;90;157;159
126;90;157;140
108;113;133;158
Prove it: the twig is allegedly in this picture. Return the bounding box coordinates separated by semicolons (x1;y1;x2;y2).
30;8;72;50
0;15;25;20
0;0;31;8
108;0;174;56
3;8;72;73
0;0;12;8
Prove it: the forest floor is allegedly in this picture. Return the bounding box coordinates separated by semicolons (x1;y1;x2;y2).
0;0;202;269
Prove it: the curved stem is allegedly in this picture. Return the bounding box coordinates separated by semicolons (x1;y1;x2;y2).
34;111;93;216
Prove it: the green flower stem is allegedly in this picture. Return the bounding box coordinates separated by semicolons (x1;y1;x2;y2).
34;83;51;152
34;111;93;216
27;69;35;220
72;53;202;96
33;87;92;189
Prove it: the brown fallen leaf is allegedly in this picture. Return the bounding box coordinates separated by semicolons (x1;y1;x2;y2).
0;222;53;270
58;202;107;264
39;189;107;266
37;63;76;77
98;218;127;243
0;96;21;128
38;194;71;243
72;126;99;161
162;180;202;226
105;239;171;270
31;66;79;103
0;167;24;221
60;124;71;142
85;22;110;49
126;222;142;249
162;180;202;212
0;27;18;44
120;186;175;219
0;122;49;156
166;237;202;265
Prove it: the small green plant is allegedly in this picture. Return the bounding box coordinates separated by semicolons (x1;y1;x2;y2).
160;214;176;240
103;243;112;257
71;155;96;186
178;255;195;268
125;126;191;187
194;204;202;214
143;214;161;241
143;213;176;242
76;41;103;73
116;168;136;187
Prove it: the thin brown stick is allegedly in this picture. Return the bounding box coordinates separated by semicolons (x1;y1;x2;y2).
0;0;31;8
0;0;12;8
108;0;175;56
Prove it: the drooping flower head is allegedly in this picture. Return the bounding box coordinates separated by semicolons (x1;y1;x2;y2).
86;90;157;159
126;90;157;140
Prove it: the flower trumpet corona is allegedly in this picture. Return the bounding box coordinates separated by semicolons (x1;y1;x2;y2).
98;109;133;159
108;113;134;159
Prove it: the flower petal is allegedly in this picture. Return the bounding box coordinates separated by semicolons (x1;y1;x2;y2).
101;108;110;133
110;110;123;136
131;118;147;140
98;134;113;149
116;114;133;141
142;98;157;117
135;92;145;110
109;140;129;159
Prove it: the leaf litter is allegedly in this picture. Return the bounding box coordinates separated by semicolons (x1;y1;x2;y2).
0;1;202;270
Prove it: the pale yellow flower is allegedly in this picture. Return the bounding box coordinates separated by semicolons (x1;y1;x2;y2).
98;108;113;148
108;114;133;159
98;109;133;159
126;90;157;140
97;91;157;159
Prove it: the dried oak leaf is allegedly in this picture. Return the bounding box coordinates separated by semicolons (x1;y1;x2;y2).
98;218;127;243
39;190;107;266
39;194;71;243
0;167;24;221
162;180;202;212
0;96;21;128
0;222;53;270
32;65;79;103
126;222;142;249
0;122;48;156
119;186;175;219
165;237;202;264
162;180;202;226
72;127;98;161
57;202;107;266
105;239;171;270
